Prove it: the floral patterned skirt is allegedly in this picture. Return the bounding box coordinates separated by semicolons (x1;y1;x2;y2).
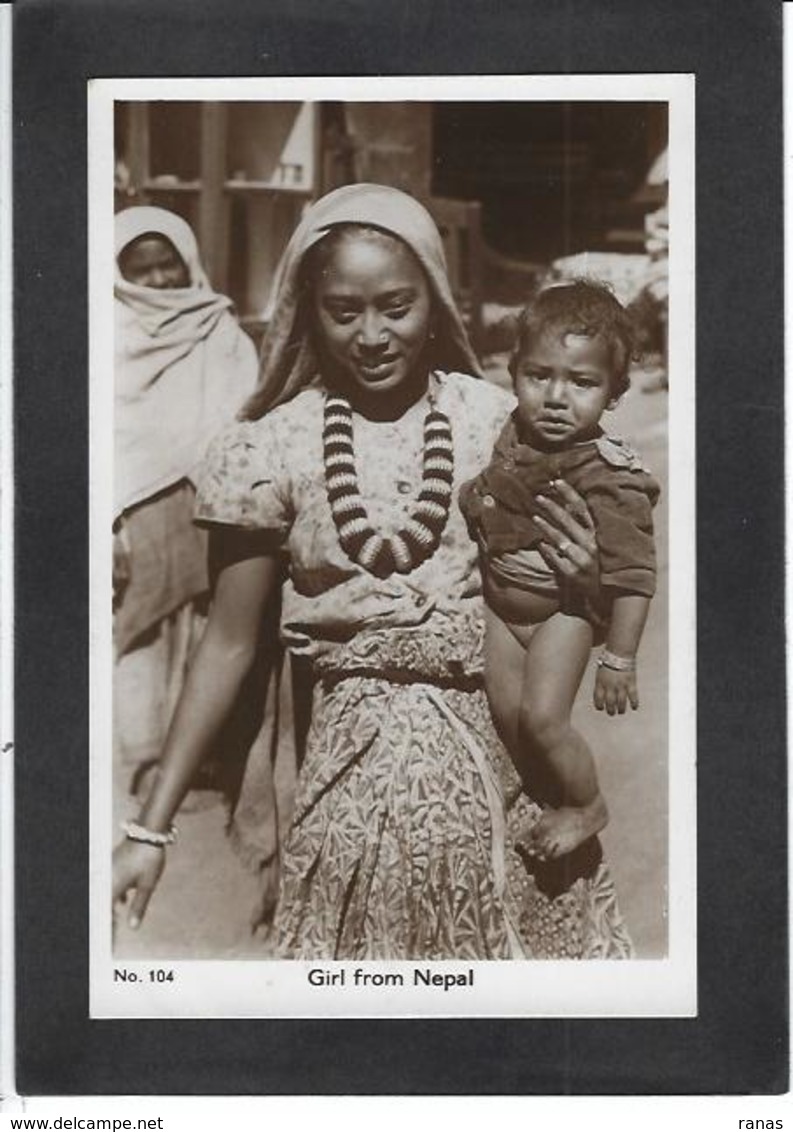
274;669;633;961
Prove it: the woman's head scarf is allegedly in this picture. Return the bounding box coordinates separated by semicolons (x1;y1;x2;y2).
242;183;483;420
114;206;257;518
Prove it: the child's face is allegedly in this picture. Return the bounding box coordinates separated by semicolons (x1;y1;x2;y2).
313;232;433;401
513;328;618;450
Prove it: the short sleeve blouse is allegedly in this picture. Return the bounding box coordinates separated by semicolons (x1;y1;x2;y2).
194;372;514;646
194;414;293;535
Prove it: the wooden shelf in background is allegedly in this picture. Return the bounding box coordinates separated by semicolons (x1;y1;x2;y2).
223;180;313;194
144;180;202;193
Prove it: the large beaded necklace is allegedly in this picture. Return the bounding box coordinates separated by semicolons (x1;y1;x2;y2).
323;387;454;579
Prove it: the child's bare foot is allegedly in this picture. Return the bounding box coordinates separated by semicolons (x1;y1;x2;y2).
526;795;608;859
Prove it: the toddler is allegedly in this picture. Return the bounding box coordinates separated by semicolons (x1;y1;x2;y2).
460;281;660;860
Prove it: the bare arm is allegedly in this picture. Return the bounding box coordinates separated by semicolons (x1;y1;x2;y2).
594;592;651;715
139;540;280;832
113;530;281;925
606;592;650;660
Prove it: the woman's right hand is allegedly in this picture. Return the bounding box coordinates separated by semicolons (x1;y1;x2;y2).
112;839;166;929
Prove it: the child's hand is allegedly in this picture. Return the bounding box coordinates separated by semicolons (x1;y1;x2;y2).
594;666;639;714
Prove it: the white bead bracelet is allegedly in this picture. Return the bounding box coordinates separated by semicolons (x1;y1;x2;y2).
597;649;637;672
121;819;178;848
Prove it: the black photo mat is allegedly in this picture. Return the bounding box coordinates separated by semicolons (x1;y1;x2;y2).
12;0;786;1095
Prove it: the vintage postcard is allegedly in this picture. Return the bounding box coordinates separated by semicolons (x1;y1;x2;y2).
88;73;695;1020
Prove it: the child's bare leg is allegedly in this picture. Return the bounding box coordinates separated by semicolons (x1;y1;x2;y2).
519;613;608;859
484;607;555;804
483;604;526;756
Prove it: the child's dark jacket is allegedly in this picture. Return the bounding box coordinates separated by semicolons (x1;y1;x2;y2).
459;416;661;598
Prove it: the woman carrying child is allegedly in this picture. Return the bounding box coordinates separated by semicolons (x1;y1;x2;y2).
113;184;633;960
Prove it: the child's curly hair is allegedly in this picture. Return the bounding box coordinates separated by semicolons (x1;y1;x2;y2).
510;279;637;400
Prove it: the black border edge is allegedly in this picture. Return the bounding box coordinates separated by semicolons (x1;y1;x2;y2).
13;0;787;1096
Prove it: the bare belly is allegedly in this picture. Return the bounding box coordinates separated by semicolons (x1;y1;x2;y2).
483;569;560;628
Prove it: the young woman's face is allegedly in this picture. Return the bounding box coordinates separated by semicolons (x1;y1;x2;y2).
313;232;433;400
514;328;617;449
118;235;189;290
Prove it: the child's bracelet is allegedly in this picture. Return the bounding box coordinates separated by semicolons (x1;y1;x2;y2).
121;819;178;848
597;649;636;672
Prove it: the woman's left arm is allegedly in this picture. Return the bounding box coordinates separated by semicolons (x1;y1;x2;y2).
531;478;601;601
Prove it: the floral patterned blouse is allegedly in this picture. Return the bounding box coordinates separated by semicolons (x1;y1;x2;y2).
195;372;514;666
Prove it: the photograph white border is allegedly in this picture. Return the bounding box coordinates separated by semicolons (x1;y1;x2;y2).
88;73;696;1020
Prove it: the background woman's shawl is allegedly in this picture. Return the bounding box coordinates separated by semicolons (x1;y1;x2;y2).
242;182;483;419
114;206;258;518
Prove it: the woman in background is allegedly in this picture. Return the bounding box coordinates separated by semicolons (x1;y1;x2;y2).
113;206;258;801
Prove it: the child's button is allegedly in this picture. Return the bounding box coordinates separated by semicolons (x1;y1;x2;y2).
397;479;412;494
483;494;496;508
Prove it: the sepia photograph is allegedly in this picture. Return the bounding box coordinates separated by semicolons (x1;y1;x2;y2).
9;0;785;1101
89;75;695;1019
